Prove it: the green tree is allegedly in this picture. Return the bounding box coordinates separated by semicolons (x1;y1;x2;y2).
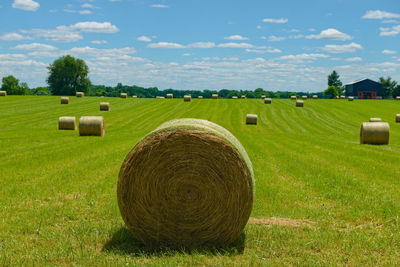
1;75;29;95
328;70;343;95
47;55;91;95
324;86;338;98
379;76;397;98
392;85;400;98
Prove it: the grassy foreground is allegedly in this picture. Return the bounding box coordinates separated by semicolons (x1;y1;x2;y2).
0;96;400;265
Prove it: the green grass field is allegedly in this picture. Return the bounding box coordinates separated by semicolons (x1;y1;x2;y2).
1;96;400;265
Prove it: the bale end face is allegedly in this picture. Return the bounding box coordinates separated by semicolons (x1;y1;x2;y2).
59;116;76;130
0;91;7;96
60;97;70;104
246;114;258;125
117;119;254;248
360;122;389;145
76;92;84;97
296;100;304;107
79;116;105;137
264;98;272;104
100;102;110;111
184;95;191;102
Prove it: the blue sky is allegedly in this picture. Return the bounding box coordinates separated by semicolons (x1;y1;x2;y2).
0;0;399;91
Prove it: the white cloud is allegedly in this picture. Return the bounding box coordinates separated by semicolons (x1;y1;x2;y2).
12;43;58;51
321;42;363;53
0;33;32;41
279;53;329;62
68;46;137;57
217;42;254;48
183;53;191;56
382;49;397;54
382;20;399;24
262;18;288;24
137;36;152;42
12;0;39;11
79;10;92;15
245;48;281;54
379;25;400;36
268;35;286;42
92;40;108;44
224;35;248;41
306;28;352;41
345;57;362;62
81;3;97;9
187;42;215;48
151;4;169;8
21;26;83;42
362;10;400;19
147;42;185;49
71;22;119;33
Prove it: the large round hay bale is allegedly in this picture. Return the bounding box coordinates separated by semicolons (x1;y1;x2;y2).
117;119;254;248
246;114;258;125
100;102;110;111
241;95;246;99
335;96;339;99
167;94;173;99
296;100;304;107
60;97;70;104
79;116;105;137
290;95;296;100
360;122;389;145
212;94;218;99
340;95;345;99
348;96;354;101
198;96;203;99
76;92;84;97
369;118;382;122
264;98;272;104
302;95;307;100
120;93;127;98
312;95;318;99
184;95;191;102
232;96;238;99
58;116;76;130
396;114;400;123
0;91;7;96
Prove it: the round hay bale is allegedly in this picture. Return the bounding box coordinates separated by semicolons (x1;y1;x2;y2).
312;95;318;99
396;114;400;123
100;102;110;111
117;119;254;248
120;93;127;98
340;95;345;99
348;96;354;101
198;96;203;99
261;95;266;99
212;94;218;99
290;95;297;100
132;95;137;98
369;118;382;122
335;96;339;99
60;97;70;104
396;96;400;100
79;116;105;137
0;91;7;96
246;114;257;125
264;98;272;104
76;92;84;97
241;95;246;99
302;95;307;100
58;116;76;130
296;100;304;107
184;95;191;102
167;94;173;99
360;122;389;145
232;96;238;99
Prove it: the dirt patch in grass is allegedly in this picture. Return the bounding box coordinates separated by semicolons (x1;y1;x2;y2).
249;217;315;228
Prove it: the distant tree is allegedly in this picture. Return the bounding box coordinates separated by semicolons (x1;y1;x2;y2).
379;76;397;98
47;55;91;95
328;70;343;95
32;87;51;95
324;86;338;98
1;75;29;95
392;84;400;98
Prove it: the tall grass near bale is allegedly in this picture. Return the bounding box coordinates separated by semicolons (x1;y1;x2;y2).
117;118;254;248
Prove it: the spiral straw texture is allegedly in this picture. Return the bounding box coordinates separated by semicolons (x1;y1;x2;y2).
117;119;254;248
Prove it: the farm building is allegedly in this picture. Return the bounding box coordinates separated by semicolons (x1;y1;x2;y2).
345;79;382;99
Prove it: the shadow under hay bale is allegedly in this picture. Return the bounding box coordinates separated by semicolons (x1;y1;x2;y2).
0;91;7;96
117;119;254;249
58;116;76;130
360;122;389;145
102;227;245;256
60;97;69;104
264;98;271;104
79;116;105;136
100;102;110;111
296;100;304;107
246;114;257;124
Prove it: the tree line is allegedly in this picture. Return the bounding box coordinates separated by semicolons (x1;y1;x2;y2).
1;55;399;99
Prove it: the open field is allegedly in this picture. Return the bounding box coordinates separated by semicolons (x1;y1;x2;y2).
1;96;400;265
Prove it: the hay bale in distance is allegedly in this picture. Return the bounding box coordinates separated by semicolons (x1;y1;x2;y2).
302;95;308;100
348;96;354;101
232;96;238;99
184;95;191;102
117;119;254;248
369;118;382;122
212;94;218;99
290;95;297;100
79;116;105;137
246;114;257;125
0;91;7;96
132;95;137;98
264;98;272;104
120;93;127;98
360;122;389;145
312;95;318;99
198;96;203;99
58;116;76;130
241;95;246;99
296;100;304;107
60;97;70;104
261;95;266;99
100;102;110;111
167;93;173;99
340;95;345;99
396;96;400;100
76;92;84;97
396;114;400;123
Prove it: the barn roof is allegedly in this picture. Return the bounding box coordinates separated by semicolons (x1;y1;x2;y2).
345;78;380;85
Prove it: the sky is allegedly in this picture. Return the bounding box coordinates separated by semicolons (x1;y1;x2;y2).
0;0;399;92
